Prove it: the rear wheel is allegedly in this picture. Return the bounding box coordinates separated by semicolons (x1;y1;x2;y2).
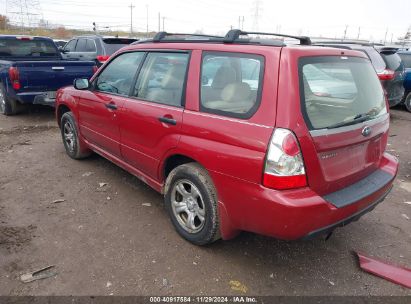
60;112;91;159
165;163;220;245
0;83;21;116
404;92;411;113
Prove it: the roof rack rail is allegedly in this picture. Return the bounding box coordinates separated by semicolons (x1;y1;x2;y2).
224;29;311;45
152;31;223;42
313;41;372;46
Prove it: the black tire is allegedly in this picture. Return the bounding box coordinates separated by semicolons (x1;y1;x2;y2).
164;163;220;245
0;83;23;116
404;92;411;113
60;112;91;159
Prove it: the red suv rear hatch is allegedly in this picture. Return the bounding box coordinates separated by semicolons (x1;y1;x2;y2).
296;55;389;196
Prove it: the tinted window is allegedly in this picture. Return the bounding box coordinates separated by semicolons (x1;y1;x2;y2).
75;39;87;52
200;52;263;118
134;52;189;107
64;39;76;52
357;47;386;72
85;39;96;52
96;52;144;96
0;38;59;57
300;56;386;130
103;38;137;54
399;53;411;68
381;53;403;71
398;54;410;68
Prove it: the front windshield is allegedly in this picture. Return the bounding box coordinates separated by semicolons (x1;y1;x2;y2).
0;38;59;57
299;56;387;130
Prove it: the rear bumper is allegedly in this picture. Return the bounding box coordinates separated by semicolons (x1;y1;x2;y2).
15;92;56;106
214;153;398;240
302;185;392;239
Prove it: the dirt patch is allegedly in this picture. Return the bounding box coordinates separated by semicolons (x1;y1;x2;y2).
0;225;36;253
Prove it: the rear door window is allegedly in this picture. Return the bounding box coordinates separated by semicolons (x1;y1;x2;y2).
85;39;96;52
300;56;386;130
75;39;87;52
95;52;145;96
200;52;264;119
133;52;189;107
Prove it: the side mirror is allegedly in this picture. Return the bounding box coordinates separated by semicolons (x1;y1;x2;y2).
74;78;90;90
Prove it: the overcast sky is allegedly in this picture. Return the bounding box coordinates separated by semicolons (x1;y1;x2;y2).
2;0;410;42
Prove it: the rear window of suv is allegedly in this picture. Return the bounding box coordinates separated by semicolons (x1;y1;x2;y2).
380;52;403;71
299;56;386;130
103;38;137;54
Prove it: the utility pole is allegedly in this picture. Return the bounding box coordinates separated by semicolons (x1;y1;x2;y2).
357;26;361;40
390;33;393;44
238;16;241;29
384;28;388;44
158;12;160;32
242;16;245;30
146;5;149;38
129;3;135;36
162;16;165;31
343;25;348;40
252;0;262;32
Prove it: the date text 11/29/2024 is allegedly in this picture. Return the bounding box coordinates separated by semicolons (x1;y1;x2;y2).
149;296;258;303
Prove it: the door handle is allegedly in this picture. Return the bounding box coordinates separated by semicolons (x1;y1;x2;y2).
158;116;177;125
105;102;117;110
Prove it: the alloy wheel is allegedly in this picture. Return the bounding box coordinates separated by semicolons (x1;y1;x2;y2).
63;120;75;153
171;179;206;233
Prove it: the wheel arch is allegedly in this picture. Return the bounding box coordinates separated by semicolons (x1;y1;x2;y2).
162;153;201;183
56;103;72;128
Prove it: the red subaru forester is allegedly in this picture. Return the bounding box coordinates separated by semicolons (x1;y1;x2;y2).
56;30;398;245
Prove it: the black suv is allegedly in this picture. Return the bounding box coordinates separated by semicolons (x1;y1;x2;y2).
314;42;405;107
61;35;138;66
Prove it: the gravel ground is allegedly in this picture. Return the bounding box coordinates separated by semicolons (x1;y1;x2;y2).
0;105;410;296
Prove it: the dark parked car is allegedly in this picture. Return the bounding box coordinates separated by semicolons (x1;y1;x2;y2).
398;51;411;111
0;35;97;115
375;46;405;107
61;35;138;66
314;42;405;107
56;30;398;245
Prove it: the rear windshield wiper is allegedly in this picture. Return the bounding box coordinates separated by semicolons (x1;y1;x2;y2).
326;113;374;129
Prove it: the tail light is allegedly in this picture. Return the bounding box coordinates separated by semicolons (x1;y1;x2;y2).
377;69;395;81
96;55;110;63
8;67;21;90
92;65;99;73
263;128;307;190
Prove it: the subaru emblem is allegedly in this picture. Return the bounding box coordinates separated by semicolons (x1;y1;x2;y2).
362;126;371;137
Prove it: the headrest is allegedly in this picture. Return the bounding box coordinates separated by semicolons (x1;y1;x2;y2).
161;64;186;89
221;82;252;102
211;66;236;89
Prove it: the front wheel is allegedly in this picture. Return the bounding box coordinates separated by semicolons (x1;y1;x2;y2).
164;163;220;245
404;92;411;113
60;112;91;159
